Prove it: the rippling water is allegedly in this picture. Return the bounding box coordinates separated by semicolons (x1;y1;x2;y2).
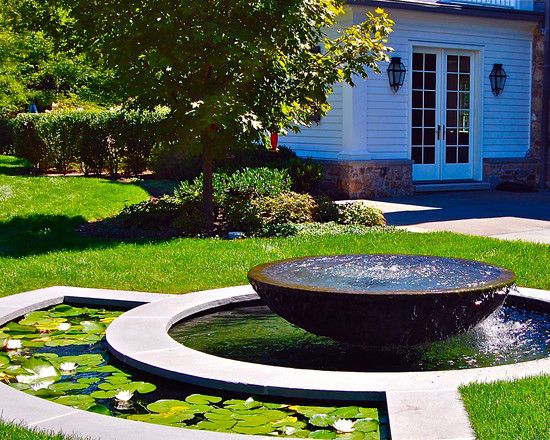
260;255;510;292
170;304;550;372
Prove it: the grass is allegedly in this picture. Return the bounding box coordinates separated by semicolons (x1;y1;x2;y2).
0;421;86;440
0;154;549;439
461;376;550;440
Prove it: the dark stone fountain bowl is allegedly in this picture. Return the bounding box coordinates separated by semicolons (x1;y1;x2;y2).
248;255;516;346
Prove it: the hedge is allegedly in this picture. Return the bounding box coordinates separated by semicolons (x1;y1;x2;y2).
8;109;168;175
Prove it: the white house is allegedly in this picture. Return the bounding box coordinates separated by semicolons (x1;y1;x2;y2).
281;0;546;197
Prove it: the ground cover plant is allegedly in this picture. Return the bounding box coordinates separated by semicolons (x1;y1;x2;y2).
0;304;389;439
0;154;549;440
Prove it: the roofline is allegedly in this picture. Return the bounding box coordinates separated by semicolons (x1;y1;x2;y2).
348;0;544;22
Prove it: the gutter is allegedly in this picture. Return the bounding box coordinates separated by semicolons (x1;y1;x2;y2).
349;0;543;21
541;1;550;188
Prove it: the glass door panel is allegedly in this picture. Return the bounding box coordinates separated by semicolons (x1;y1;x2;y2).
441;52;474;180
411;48;476;182
411;51;439;181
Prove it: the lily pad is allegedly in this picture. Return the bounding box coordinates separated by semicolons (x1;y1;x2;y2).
88;404;112;416
16;357;61;385
185;393;222;405
309;413;337;428
355;408;379;420
147;399;191;413
292;406;337;418
49;382;89;392
80;321;106;334
77;377;101;385
0;354;10;367
353;419;379;433
231;414;271;426
331;406;360;418
308;429;337;439
125;381;156;394
2;322;37;334
105;376;131;385
204;408;234;421
194;420;237;431
53;394;96;410
91;390;119;399
231;423;276;435
127;412;194;425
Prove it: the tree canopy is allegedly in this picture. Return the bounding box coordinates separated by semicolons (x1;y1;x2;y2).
62;0;393;152
0;0;110;115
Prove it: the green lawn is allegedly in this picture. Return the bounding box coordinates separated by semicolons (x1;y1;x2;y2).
0;154;549;440
461;376;550;440
0;421;86;440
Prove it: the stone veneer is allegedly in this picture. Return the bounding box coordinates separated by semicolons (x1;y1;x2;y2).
483;157;539;190
318;159;414;199
531;25;549;187
315;25;548;199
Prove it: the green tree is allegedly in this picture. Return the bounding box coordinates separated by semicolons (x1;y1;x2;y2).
0;0;110;114
57;0;393;229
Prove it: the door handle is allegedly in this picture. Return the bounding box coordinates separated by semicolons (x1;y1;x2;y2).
442;125;446;141
437;125;441;140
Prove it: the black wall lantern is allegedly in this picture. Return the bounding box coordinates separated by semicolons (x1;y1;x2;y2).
489;64;507;96
387;57;407;92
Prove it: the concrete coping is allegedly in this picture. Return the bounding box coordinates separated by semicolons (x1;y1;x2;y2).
106;285;550;401
0;286;276;440
0;285;548;440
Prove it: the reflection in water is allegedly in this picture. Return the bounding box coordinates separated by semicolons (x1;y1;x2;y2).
170;304;550;372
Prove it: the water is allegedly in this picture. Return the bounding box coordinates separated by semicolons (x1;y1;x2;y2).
258;255;511;292
169;303;550;372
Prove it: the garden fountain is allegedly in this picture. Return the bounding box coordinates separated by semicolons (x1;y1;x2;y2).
247;254;516;346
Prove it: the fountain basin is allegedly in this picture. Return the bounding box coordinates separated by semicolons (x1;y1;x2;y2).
247;254;516;346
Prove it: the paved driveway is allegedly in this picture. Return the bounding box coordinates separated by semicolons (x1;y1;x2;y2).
365;190;550;244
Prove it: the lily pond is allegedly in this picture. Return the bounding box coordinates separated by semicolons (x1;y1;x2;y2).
0;304;389;439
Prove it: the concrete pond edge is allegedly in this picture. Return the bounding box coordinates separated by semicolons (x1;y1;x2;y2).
0;285;548;439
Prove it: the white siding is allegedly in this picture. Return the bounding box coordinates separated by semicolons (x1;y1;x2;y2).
358;7;536;161
283;7;536;164
279;83;344;159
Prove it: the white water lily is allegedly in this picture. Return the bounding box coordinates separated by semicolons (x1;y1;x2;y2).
59;362;77;373
57;323;71;331
30;381;54;391
332;419;355;433
283;427;297;436
114;390;134;410
115;390;134;402
5;339;22;350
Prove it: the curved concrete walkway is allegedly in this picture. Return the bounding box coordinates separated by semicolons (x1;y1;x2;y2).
363;190;550;243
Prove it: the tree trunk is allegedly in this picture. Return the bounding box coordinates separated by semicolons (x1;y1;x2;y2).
201;135;214;233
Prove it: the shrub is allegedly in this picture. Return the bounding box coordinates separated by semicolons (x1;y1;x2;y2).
119;196;182;230
8;109;169;175
338;201;387;227
286;157;324;193
315;196;340;222
9;114;47;170
174;167;292;231
0;119;13;154
251;191;317;229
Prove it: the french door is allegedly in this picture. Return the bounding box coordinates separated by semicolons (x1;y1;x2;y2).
411;48;477;181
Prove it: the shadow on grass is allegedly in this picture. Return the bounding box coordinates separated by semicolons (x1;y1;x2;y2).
0;214;171;258
0;154;180;197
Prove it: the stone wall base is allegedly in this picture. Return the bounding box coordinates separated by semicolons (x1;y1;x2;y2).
483;158;539;190
318;159;414;199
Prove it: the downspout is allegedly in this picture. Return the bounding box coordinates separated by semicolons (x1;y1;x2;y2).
540;0;550;188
